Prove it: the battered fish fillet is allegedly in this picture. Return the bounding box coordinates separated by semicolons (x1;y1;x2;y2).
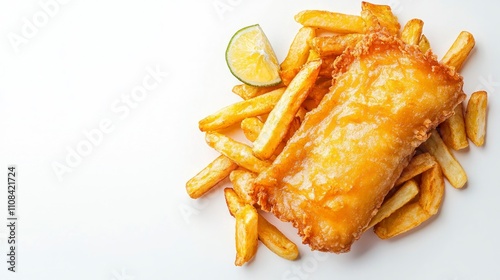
252;31;465;253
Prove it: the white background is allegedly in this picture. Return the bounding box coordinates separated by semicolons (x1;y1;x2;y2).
0;0;499;279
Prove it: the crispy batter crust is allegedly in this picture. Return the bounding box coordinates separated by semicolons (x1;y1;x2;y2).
252;31;465;253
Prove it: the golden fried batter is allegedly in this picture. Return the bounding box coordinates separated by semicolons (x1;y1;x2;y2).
252;31;465;253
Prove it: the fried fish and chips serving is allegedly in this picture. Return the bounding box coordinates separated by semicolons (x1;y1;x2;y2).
186;1;488;265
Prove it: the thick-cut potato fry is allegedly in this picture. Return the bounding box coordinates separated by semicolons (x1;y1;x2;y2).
205;132;270;173
465;90;488;147
418;34;431;53
199;88;286;131
361;2;400;35
394;153;437;186
186;155;238;199
230;169;256;204
224;188;299;260
421;130;467;189
224;188;243;217
306;48;320;62
374;202;430;239
439;103;468;150
311;34;364;56
253;60;322;159
241;117;264;142
232;84;282;100
401;18;424;45
235;204;258;266
367;180;419;229
258;214;299;260
285;117;301;142
295;10;366;34
419;164;445;215
441;31;475;71
280;27;316;86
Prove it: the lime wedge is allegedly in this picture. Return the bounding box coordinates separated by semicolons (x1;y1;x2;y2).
225;24;281;87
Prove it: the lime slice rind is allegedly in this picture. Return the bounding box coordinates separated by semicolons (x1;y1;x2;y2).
225;24;282;87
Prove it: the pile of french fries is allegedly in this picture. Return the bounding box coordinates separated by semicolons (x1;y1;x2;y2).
186;2;488;265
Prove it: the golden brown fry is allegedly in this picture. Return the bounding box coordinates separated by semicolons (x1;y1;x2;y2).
465;90;488;146
374;202;430;239
224;188;243;217
186;155;238;199
294;10;366;34
395;153;437;186
241;117;264;142
439;102;469;150
224;188;299;260
253;59;322;159
419;164;445;215
285;117;301;142
306;48;321;62
401;18;424;45
258;215;299;260
205;132;270;173
311;34;364;56
441;31;475;71
418;34;431;53
367;180;419;229
280;27;316;86
232;84;282;100
199;88;286;131
230;169;256;204
421;130;467;189
235;204;258;266
361;2;400;35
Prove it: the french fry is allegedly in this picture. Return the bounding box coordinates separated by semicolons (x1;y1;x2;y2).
311;34;363;56
306;48;320;62
418;34;431;53
199;88;286;131
465;90;488;146
285;116;302;142
224;188;244;217
361;2;400;35
395;153;437;186
186;155;238;199
205;132;270;173
441;31;475;71
375;163;445;239
235;204;258;266
421;130;467;189
224;188;299;260
374;202;430;239
367;180;419;229
253;59;322;159
439;102;469;150
419;164;445;215
258;215;299;261
401;19;424;45
294;10;366;34
232;84;282;100
280;27;316;86
230;169;256;204
241;117;264;142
